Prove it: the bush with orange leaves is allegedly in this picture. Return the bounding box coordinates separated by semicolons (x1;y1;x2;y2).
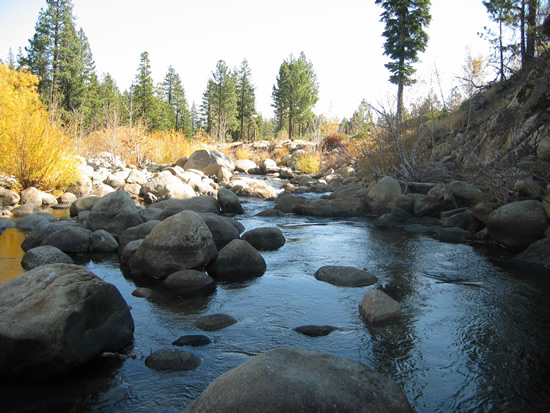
0;64;79;190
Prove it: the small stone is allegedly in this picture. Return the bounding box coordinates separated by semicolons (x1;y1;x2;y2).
359;289;401;325
131;287;153;298
294;325;339;337
172;335;212;347
194;314;237;331
314;266;377;287
145;349;201;371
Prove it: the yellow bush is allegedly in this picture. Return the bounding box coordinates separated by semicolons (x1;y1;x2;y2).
0;64;79;190
235;145;251;160
294;151;321;174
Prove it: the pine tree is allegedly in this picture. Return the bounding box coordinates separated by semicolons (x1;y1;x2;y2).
235;58;256;142
203;60;238;142
272;52;319;140
132;51;156;128
162;66;192;135
375;0;431;122
21;0;91;118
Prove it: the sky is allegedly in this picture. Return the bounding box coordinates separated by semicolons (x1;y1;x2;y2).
0;0;495;119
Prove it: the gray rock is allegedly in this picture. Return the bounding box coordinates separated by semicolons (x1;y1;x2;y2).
515;237;550;267
199;213;241;250
69;196;100;217
12;204;40;217
141;170;195;200
21;245;74;270
259;158;279;174
138;207;163;222
90;229;119;252
217;187;244;214
172;335;211;347
359;289;401;324
448;181;482;206
58;192;77;205
120;239;143;265
162;270;215;294
15;214;49;231
314;266;377;287
0;188;20;207
230;177;278;199
293;198;366;217
241;227;286;251
88;191;142;236
41;226;92;253
145;349;201;371
366;176;402;213
131;287;152;298
154;196;221;220
234;159;257;173
487;200;547;250
440;211;481;232
0;264;134;380
0;219;16;231
129;211;217;279
194;313;237;331
255;208;285;217
207;239;266;281
21;221;71;251
184;149;235;172
184;347;413;413
294;325;339;337
435;227;473;244
274;194;308;213
118;220;160;252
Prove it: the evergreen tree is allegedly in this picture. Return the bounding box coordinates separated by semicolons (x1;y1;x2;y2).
350;99;374;137
235;58;256;141
271;52;319;140
190;103;199;136
132;51;156;128
203;60;238;142
162;66;192;135
375;0;431;122
21;0;90;117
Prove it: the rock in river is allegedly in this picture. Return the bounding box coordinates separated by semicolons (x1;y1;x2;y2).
0;264;134;380
184;347;413;413
314;265;377;287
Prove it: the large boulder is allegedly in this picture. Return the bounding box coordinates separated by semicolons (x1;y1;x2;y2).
515;237;550;267
207;239;266;281
184;150;235;172
90;229;119;252
184;347;413;413
447;181;483;207
234;159;258;174
162;270;215;295
241;227;286;251
0;264;134;380
486;200;547;250
366;176;402;213
128;211;217;279
21;221;84;251
87;191;142;236
141;170;196;200
293;198;366;217
21;187;57;207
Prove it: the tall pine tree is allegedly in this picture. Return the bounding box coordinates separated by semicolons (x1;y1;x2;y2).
375;0;431;123
21;0;93;119
235;58;256;142
272;52;319;140
132;51;156;128
162;66;192;135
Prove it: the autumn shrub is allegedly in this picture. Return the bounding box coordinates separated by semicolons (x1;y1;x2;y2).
0;64;80;190
322;134;346;151
235;145;251;160
270;145;291;164
294;151;321;174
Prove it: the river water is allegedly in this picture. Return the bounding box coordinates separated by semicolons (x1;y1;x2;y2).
1;197;550;412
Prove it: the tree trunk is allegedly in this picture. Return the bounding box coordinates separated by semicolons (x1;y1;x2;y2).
526;0;538;60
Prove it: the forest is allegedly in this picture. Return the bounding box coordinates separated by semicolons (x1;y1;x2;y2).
0;0;548;191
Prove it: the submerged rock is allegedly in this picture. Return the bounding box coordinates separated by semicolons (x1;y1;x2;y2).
184;347;413;413
172;335;212;347
314;266;377;287
294;325;339;337
194;314;237;331
145;349;201;371
0;264;134;380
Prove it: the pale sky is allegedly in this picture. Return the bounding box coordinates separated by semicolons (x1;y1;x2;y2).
0;0;494;119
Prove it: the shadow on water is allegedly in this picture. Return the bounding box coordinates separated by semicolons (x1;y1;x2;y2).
1;199;550;412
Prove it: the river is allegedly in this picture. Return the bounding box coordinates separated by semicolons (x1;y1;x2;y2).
1;197;550;412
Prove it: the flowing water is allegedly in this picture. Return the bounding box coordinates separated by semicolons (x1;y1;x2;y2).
1;198;550;412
